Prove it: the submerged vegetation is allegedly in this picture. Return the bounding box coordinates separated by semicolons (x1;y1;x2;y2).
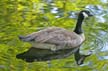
0;0;108;71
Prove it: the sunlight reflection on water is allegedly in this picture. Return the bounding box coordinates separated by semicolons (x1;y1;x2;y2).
101;43;108;52
100;0;108;3
99;56;108;60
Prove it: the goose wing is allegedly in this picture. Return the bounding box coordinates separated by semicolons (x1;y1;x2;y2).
19;27;64;42
19;27;85;50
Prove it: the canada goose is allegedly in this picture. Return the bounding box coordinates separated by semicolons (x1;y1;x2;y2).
16;10;93;65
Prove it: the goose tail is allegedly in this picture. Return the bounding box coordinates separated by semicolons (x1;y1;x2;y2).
19;35;34;42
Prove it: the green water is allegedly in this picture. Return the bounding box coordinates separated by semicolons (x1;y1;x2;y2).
0;0;108;71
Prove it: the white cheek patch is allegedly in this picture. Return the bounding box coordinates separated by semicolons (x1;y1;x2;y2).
82;12;88;18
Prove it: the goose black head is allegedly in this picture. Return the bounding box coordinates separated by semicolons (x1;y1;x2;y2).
79;10;93;18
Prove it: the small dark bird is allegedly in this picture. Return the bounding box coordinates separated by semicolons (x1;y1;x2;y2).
16;10;93;65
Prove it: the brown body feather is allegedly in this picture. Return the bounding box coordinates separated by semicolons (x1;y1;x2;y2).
20;27;85;51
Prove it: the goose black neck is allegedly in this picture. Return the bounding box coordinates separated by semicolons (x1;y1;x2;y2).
74;15;84;34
